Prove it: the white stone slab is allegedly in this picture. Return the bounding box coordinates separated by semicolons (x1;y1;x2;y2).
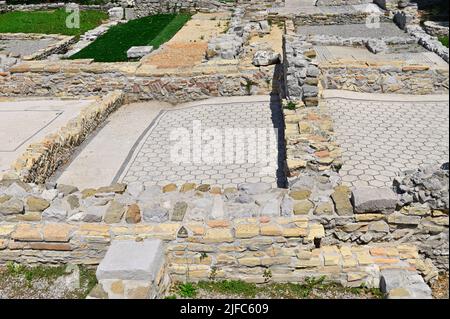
0;99;93;172
96;239;165;281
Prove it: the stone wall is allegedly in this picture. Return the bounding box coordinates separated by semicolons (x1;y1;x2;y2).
320;63;449;94
316;0;373;5
0;2;112;12
0;61;277;103
293;11;391;26
0;173;448;272
132;0;233;17
282;34;320;106
0;33;76;60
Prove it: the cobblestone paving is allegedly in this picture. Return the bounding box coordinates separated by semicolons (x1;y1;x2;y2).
120;100;283;188
327;97;449;188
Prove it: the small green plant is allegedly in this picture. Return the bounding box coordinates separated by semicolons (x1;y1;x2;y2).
209;267;218;281
284;100;297;110
244;79;257;95
439;36;449;48
263;269;272;283
178;283;198;298
165;294;177;299
200;252;208;261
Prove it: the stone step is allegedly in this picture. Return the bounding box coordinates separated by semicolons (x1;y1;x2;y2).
89;239;168;299
381;269;433;299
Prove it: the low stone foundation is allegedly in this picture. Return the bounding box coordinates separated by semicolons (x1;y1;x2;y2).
0;61;276;103
321;62;449;94
0;177;448;272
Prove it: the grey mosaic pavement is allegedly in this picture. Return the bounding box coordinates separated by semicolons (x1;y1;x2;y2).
297;23;412;39
326;97;449;188
119;99;284;188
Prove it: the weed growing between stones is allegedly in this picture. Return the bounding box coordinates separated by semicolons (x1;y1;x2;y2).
177;282;198;298
0;263;97;299
169;277;384;299
284;100;297;110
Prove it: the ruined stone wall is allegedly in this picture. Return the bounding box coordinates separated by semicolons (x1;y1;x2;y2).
321;63;449;95
316;0;373;6
0;61;276;104
0;172;448;272
293;11;391;26
132;0;231;16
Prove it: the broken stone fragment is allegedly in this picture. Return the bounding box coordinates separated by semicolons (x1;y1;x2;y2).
127;46;154;59
351;187;397;213
97;183;127;194
171;201;188;221
331;186;353;216
289;188;311;200
104;200;126;224
314;201;334;215
0;198;24;215
56;184;79;196
252;50;281;66
125;204;141;224
26;196;50;212
238;182;271;195
293;199;314;215
142;204;169;223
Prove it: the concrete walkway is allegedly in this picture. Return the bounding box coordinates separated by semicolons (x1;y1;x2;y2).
53;101;171;189
0;98;93;172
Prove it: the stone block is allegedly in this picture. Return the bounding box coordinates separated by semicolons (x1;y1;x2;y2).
351;187;397;213
331;186;353;216
108;7;124;21
127;46;154;59
380;269;432;299
96;239;165;281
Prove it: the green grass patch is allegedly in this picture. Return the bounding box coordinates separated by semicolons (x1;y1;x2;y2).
439;36;449;48
1;262;97;298
5;261;67;283
173;277;384;299
0;9;107;36
70;13;191;62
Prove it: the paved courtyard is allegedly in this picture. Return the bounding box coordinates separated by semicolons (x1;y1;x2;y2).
325;91;449;188
0;98;94;172
117;97;283;188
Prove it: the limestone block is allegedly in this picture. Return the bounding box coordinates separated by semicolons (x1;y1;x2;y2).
96;239;165;282
352;187;397;213
127;46;154;59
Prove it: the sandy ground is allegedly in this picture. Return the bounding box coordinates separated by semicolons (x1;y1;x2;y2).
142;12;230;69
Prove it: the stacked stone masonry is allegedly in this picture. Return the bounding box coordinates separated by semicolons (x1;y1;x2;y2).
0;174;448;274
0;61;276;103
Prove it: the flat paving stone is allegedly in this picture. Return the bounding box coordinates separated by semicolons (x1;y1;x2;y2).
297;23;412;39
0;98;94;172
0;38;58;57
117;96;283;188
324;91;449;188
96;239;164;281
